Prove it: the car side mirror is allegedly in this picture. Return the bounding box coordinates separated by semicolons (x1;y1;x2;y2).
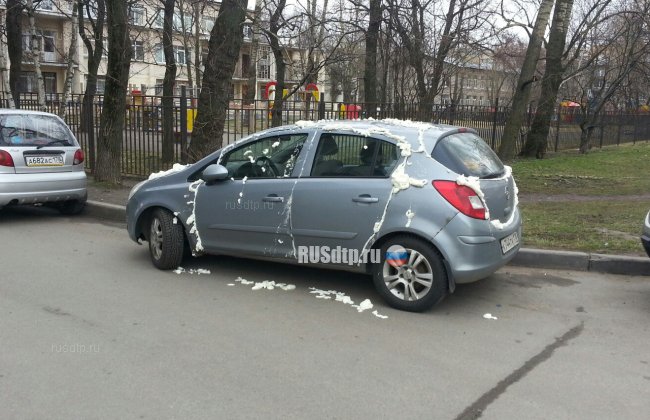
200;164;229;183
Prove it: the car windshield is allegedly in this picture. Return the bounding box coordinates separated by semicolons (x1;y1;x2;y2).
0;114;74;147
431;132;504;178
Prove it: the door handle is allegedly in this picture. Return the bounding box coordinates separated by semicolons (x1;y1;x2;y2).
352;195;379;203
263;194;284;203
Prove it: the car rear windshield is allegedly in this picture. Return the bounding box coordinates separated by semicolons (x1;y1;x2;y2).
431;132;504;178
0;114;74;147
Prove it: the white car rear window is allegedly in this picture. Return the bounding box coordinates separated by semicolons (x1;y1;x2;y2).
0;114;74;148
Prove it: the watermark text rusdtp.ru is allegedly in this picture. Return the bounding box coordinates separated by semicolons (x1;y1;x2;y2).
297;246;380;265
225;200;274;211
51;343;100;353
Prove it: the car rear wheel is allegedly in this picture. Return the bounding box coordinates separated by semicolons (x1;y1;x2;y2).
148;208;185;270
372;236;448;312
58;199;86;215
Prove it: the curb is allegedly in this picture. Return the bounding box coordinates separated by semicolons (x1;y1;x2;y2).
85;200;126;223
83;200;650;276
510;248;650;276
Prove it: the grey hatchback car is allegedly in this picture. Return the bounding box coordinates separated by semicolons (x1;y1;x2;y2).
0;110;87;214
127;119;521;311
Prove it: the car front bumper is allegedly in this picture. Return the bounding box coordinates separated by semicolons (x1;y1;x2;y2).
0;171;87;206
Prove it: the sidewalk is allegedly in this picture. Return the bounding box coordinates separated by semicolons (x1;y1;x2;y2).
85;177;650;276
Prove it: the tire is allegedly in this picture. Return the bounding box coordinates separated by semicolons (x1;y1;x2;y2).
372;236;448;312
148;208;185;270
59;199;86;215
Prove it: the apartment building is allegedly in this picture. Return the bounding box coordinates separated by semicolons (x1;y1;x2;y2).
0;0;324;101
438;59;517;108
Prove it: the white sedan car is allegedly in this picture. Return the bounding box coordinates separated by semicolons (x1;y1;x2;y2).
0;110;87;214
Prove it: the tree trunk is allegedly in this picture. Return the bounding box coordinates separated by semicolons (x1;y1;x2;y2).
95;0;132;184
363;0;381;116
59;1;80;119
523;0;574;159
79;0;106;172
6;0;23;108
25;0;47;111
162;0;177;164
498;0;555;160
0;9;16;109
187;0;246;162
193;1;204;92
269;0;287;127
579;121;595;153
243;3;261;105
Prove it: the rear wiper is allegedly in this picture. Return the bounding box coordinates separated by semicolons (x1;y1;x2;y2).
481;171;505;179
37;139;71;149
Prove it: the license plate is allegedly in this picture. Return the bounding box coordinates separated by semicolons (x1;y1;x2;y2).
500;232;519;254
25;155;64;167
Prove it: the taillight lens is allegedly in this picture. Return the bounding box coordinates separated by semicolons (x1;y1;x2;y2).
433;180;487;219
73;149;84;165
0;150;14;167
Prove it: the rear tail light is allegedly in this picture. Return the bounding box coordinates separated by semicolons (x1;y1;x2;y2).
73;149;85;165
0;150;14;167
433;180;487;220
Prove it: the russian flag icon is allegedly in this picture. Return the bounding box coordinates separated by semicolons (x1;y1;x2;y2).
386;245;408;268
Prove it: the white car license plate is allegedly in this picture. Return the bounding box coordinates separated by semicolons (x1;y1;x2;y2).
500;232;519;254
25;155;64;167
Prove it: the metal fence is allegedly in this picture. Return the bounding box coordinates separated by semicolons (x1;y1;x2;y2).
1;91;649;178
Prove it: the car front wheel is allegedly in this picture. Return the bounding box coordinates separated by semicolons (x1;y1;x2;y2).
148;208;185;270
372;236;448;312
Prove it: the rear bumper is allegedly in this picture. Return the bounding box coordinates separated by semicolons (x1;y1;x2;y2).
0;171;87;206
436;209;522;283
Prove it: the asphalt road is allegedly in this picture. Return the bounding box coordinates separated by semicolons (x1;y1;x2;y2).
1;207;649;420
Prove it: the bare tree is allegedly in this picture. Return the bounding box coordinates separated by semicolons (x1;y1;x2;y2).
0;9;16;108
364;0;381;112
387;0;492;118
574;5;650;152
497;0;555;160
187;0;247;162
59;0;80;118
161;0;177;163
95;0;133;183
6;0;23;107
78;0;106;170
25;0;47;111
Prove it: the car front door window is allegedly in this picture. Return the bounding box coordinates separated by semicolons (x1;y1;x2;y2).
221;134;308;179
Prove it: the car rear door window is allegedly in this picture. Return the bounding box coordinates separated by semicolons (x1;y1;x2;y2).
431;132;504;178
310;134;399;177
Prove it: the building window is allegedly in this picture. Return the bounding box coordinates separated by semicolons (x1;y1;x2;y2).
154;8;164;29
243;24;253;39
129;6;145;26
201;17;215;33
132;40;144;61
242;54;251;76
257;46;271;79
174;46;187;65
37;0;54;11
173;12;193;32
154;45;188;65
85;75;106;94
18;72;57;93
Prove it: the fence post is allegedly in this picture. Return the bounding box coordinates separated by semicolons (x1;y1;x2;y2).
490;97;499;149
615;111;621;146
318;93;325;120
554;105;561;152
180;86;188;164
